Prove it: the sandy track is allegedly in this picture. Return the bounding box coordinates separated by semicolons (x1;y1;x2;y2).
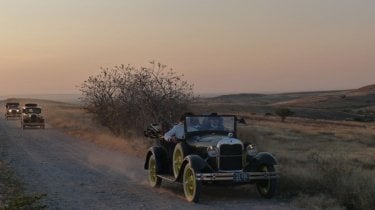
0;116;296;210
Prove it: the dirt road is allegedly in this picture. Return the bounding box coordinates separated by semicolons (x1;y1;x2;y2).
0;116;296;209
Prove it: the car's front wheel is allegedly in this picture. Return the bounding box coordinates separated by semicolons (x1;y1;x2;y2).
256;165;277;198
148;154;162;188
183;163;201;203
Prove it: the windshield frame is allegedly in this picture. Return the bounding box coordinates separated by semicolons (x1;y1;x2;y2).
24;107;42;114
184;115;237;137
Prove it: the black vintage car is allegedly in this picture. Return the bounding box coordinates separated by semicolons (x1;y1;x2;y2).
21;106;45;129
5;102;21;120
144;114;279;202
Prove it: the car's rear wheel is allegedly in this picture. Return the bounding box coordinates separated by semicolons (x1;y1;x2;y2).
148;154;162;188
173;143;189;178
183;163;201;203
256;165;277;198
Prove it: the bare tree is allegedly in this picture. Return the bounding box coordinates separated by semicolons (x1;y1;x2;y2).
80;62;194;136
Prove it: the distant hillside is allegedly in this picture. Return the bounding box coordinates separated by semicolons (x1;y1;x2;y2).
207;93;266;103
347;84;375;96
0;94;81;104
272;84;375;109
195;84;375;121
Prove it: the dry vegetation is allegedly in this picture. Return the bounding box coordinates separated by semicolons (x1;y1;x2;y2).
237;115;375;210
79;63;194;135
0;161;45;209
192;85;375;209
42;99;375;209
3;91;374;209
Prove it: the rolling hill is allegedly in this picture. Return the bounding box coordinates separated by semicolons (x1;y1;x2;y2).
196;84;375;121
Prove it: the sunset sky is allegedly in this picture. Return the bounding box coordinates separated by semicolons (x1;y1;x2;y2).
1;0;374;96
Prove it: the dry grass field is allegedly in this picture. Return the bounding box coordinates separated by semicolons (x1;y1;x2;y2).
235;116;375;210
3;92;374;209
193;85;375;210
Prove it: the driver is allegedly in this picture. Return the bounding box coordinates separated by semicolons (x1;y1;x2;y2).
206;116;224;130
164;112;193;143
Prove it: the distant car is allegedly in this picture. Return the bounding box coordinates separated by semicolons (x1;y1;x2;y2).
5;102;21;120
21;106;45;129
144;114;279;202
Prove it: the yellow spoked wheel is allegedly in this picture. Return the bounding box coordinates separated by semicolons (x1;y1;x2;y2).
148;154;161;188
173;143;188;178
183;163;201;203
256;165;277;198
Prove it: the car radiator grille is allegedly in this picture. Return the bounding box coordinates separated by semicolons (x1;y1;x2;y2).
31;115;37;122
11;110;17;114
219;144;243;170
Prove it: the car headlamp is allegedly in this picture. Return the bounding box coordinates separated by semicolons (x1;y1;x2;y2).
207;146;219;157
16;110;19;112
246;144;257;156
8;110;12;113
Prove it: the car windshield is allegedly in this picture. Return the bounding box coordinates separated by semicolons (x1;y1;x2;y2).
25;108;42;114
7;103;19;108
185;115;236;133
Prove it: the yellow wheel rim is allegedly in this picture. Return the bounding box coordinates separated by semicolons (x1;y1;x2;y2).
258;165;271;195
173;149;183;177
148;157;157;185
183;166;196;200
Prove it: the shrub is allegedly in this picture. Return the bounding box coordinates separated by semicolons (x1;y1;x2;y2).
80;62;194;136
275;107;294;122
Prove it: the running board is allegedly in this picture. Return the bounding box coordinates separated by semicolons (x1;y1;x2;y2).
157;174;179;182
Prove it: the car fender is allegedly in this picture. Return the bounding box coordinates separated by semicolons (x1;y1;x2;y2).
245;152;278;172
176;155;207;182
144;146;167;173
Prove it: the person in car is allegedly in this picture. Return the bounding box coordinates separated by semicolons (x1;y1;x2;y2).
164;112;193;143
205;115;224;130
198;113;224;131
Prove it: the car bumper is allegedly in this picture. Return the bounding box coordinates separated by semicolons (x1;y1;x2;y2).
195;171;279;182
23;122;45;126
6;113;21;117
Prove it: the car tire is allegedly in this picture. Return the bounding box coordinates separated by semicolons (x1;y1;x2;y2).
173;142;189;178
256;165;277;198
183;163;201;203
148;154;162;188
